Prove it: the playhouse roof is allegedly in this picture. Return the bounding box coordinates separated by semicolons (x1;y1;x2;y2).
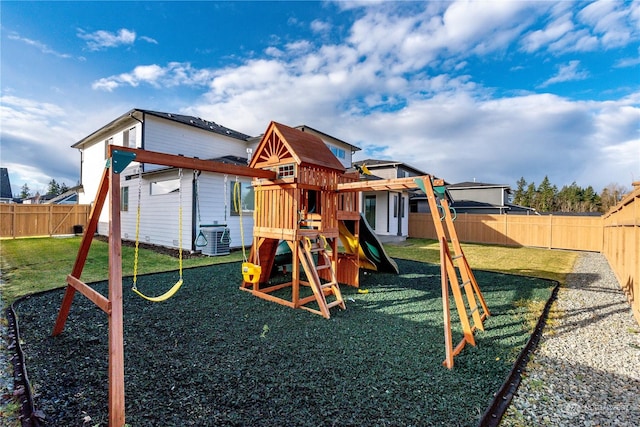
250;122;345;172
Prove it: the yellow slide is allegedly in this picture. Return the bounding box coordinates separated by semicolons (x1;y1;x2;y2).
338;220;378;271
338;216;400;274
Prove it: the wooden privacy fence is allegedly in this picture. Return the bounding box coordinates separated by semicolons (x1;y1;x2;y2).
602;184;640;325
0;204;91;238
409;213;603;252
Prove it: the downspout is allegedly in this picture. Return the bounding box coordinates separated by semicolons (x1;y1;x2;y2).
191;171;201;252
129;111;145;170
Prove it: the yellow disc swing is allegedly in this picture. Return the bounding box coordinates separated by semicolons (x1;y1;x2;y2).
234;177;261;284
132;167;185;302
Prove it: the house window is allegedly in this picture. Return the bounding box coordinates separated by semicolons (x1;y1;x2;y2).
121;187;129;211
124;127;137;148
393;194;398;218
364;195;376;230
230;182;254;216
329;146;345;159
150;178;180;196
104;137;113;159
278;164;295;178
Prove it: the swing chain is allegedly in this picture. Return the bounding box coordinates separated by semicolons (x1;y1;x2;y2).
132;165;143;289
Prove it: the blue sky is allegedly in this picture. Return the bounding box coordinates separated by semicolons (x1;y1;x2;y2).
1;1;639;197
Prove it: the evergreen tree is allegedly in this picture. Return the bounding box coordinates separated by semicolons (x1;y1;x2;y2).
525;182;537;210
513;177;527;206
582;186;600;212
536;176;557;212
20;183;31;199
47;179;61;196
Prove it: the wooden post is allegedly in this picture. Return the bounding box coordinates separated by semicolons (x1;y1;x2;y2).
441;237;453;369
108;167;126;426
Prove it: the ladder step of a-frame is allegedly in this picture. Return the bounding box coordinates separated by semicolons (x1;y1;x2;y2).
326;299;344;309
459;279;472;289
315;263;332;271
320;281;337;289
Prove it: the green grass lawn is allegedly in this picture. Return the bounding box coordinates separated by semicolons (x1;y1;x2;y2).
1;237;577;305
0;236;242;303
385;238;577;284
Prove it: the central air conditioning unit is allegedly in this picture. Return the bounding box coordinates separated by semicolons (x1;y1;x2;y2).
199;225;231;256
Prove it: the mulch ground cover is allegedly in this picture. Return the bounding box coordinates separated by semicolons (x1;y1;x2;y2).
13;259;553;426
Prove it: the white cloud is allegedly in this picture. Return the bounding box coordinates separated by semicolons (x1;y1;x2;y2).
310;19;331;34
578;0;636;48
7;32;73;59
77;28;157;51
92;62;214;91
139;36;159;45
539;61;589;87
521;13;574;53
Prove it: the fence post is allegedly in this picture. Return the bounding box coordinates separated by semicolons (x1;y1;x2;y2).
548;214;553;249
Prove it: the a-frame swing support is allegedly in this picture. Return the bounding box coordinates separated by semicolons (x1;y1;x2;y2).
52;146;276;427
339;175;491;368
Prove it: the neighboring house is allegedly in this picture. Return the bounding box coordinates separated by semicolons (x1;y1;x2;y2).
447;181;538;214
44;185;84;204
352;159;428;240
73;109;360;252
0;168;13;203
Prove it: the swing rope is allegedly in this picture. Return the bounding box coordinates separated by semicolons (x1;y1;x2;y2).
132;167;185;302
234;178;261;283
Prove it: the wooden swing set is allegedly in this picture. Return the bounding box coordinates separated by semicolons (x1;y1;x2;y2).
52;122;489;426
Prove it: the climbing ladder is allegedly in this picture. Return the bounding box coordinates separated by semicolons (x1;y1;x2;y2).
416;177;491;368
297;235;346;318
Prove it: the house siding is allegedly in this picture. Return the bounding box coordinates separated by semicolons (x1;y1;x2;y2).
143;116;249;173
449;188;504;205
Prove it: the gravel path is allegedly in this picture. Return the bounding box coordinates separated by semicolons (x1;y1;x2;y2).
501;252;640;426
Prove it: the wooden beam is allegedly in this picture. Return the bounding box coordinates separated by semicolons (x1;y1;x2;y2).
66;275;111;314
337;175;432;193
110;146;277;180
108;168;126;427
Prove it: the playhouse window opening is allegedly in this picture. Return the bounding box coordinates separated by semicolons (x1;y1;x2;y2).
278;164;295;178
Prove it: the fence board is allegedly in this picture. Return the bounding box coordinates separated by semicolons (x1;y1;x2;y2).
602;185;640;325
408;213;603;251
0;204;91;238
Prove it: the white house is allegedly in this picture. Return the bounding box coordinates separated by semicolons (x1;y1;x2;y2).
351;159;428;240
73;109;360;253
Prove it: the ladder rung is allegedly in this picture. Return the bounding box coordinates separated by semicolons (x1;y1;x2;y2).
469;307;479;315
459;280;471;289
452;255;464;260
321;281;337;289
326;300;344;309
316;264;331;271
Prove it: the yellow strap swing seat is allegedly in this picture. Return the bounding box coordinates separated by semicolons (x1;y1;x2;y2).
234;178;261;284
131;167;185;302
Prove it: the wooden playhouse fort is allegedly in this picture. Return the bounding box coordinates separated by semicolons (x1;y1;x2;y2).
53;121;490;426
